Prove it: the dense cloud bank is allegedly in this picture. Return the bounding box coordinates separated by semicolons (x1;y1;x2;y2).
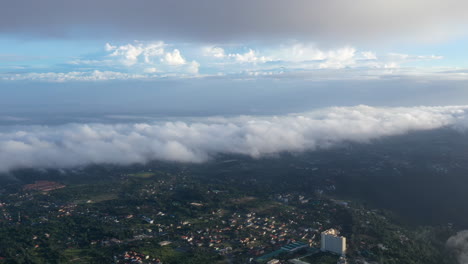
1;105;468;172
2;0;468;43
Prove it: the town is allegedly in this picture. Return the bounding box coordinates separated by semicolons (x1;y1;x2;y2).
0;158;452;263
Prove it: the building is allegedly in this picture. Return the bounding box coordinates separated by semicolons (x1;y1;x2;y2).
320;229;346;255
281;241;308;253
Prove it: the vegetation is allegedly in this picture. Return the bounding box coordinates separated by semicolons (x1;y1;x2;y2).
0;148;460;263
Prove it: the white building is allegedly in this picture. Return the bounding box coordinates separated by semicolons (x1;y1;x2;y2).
320;229;346;255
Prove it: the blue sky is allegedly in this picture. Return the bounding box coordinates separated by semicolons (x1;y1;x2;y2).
0;37;463;81
2;0;468;82
1;0;468;115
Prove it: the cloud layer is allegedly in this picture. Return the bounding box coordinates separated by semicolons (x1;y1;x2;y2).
2;41;445;82
447;230;468;264
1;105;467;172
1;0;468;44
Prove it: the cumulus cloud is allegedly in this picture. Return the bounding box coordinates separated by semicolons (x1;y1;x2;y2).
318;47;357;69
209;44;359;67
28;41;201;80
271;44;354;63
267;44;443;70
228;49;272;64
187;61;200;74
163;49;186;65
203;43;441;71
0;105;467;172
104;42;202;75
1;40;447;81
105;42;171;66
447;230;468;264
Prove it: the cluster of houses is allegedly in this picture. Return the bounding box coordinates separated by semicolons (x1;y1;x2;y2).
0;174;355;263
115;251;162;264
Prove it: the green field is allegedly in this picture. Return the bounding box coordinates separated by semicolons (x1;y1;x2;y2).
128;172;157;178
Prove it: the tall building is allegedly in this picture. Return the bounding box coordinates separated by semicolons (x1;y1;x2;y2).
320;229;346;255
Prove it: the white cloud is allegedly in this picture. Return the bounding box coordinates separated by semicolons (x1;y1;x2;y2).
229;49;272;63
272;43;327;62
107;43;143;66
56;41;201;78
247;71;282;76
106;41;165;66
269;44;360;66
0;41;449;81
203;46;226;58
0;105;467;172
142;42;166;63
144;67;158;73
387;53;444;61
214;44;363;70
163;49;186;65
105;43;117;51
447;230;468;264
361;51;377;60
318;47;356;69
2;70;147;82
187;61;200;74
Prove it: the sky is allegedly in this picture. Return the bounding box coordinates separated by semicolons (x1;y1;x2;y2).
2;0;468;172
2;0;468;115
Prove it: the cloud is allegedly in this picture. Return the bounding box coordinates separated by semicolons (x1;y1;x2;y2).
105;42;166;66
1;0;468;44
202;43;442;70
104;42;202;74
271;43;348;62
207;44;359;67
387;53;443;61
229;49;272;64
50;41;200;79
187;61;200;74
203;47;226;58
0;105;467;172
447;230;468;264
0;41;447;81
361;51;377;60
164;49;186;66
144;67;158;73
318;47;356;69
107;43;151;66
2;70;147;82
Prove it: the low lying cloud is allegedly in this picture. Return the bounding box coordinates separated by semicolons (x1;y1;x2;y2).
3;71;148;82
447;230;468;264
1;105;467;172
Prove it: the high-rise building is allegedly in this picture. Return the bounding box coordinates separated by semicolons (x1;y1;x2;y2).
320;229;346;255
